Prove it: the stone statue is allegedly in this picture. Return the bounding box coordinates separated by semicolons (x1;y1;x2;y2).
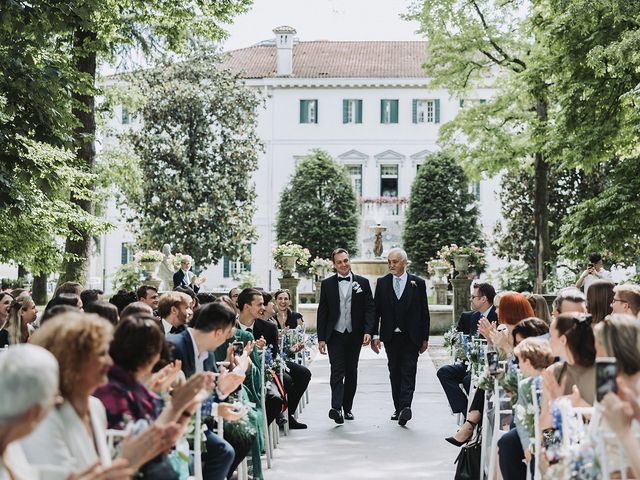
158;243;177;291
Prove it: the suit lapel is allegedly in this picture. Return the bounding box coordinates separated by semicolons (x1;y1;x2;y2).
331;274;341;312
401;273;415;307
181;331;196;377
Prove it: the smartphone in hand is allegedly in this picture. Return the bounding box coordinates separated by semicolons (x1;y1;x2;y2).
232;341;245;357
596;357;617;402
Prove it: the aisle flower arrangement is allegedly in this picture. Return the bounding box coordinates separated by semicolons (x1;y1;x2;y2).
436;244;487;272
272;242;311;274
133;249;165;263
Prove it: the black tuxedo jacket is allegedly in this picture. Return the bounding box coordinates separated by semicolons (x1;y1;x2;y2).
457;306;497;336
251;318;280;356
373;273;430;347
316;273;375;343
167;329;216;379
173;270;200;293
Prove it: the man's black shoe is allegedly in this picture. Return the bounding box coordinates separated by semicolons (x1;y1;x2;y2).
398;407;412;426
344;411;355;421
276;413;287;427
328;408;344;424
390;411;399;421
289;417;308;429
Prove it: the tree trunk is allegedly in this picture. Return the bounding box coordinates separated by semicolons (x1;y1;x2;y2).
58;29;97;287
533;98;551;293
31;273;48;306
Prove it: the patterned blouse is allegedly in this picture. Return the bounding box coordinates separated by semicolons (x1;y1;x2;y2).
94;364;163;429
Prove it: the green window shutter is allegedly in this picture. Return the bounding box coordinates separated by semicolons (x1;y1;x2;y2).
121;107;130;124
120;243;128;264
356;100;362;123
380;100;385;123
223;256;230;277
300;100;308;123
480;99;487;104
390;100;398;123
313;100;318;123
343;99;348;123
412;99;418;124
434;99;441;124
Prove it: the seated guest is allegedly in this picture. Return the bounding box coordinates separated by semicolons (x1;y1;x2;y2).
524;293;551;324
136;285;159;313
94;315;213;479
227;288;241;315
498;337;555;479
173;256;203;293
40;304;79;325
0;291;13;329
272;289;303;329
438;283;497;421
0;295;37;347
80;289;104;308
611;283;640;316
198;292;217;306
108;290;137;315
449;292;534;447
120;301;154;318
47;292;83;311
22;313;177;478
175;285;199;310
157;291;193;335
551;287;587;318
237;288;311;430
167;303;247;480
0;344;134;480
586;279;614;325
43;282;83;314
84;301;119;326
511;317;550;344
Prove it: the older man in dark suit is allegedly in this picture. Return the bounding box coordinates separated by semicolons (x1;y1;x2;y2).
372;247;430;426
317;248;375;424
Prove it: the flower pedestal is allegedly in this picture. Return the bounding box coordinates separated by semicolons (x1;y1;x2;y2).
451;277;473;328
434;282;449;305
140;261;161;289
278;276;301;311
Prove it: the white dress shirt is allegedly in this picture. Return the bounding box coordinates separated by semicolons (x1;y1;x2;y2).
338;273;352;297
161;318;173;335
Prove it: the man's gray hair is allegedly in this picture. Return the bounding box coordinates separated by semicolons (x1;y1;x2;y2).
387;247;408;261
553;287;586;313
0;344;59;422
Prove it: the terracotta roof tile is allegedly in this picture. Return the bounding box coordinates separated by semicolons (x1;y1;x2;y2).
221;41;429;79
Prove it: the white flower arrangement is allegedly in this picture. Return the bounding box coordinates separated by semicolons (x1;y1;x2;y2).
133;249;165;263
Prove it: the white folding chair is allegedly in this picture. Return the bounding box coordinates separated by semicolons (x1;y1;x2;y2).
279;332;290;436
260;349;273;468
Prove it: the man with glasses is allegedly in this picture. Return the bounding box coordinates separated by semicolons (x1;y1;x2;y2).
437;282;497;419
611;284;640;316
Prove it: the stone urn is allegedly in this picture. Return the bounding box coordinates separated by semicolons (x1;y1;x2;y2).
433;266;450;283
140;260;160;277
279;254;298;277
452;254;470;278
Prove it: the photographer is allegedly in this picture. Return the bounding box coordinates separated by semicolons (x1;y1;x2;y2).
576;252;611;294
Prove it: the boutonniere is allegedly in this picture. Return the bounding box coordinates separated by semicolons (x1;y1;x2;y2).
410;280;417;287
352;282;363;294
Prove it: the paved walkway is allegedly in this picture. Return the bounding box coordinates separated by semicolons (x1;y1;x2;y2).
267;342;459;479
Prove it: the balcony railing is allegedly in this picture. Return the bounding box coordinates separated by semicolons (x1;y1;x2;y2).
359;197;408;219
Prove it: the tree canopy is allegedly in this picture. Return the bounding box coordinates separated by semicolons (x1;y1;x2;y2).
276;150;359;262
403;152;483;275
125;55;261;267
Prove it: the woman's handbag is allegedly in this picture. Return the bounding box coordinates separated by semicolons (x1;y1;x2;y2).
454;431;482;480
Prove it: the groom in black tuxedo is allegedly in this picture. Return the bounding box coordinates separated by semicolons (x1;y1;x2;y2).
317;248;375;424
372;247;430;426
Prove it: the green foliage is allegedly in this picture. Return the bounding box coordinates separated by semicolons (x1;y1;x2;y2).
486;263;535;293
493;164;612;266
558;158;640;265
126;55;260;267
276;150;359;262
111;263;142;292
403;152;483;275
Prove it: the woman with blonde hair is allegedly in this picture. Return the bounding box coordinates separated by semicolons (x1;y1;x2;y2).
22;312;179;479
0;295;37;347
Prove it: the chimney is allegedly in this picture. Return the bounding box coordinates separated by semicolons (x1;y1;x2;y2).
273;26;296;76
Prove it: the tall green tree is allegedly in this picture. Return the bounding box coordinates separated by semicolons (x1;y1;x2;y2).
126;55;260;266
403;152;482;275
406;0;553;291
276;150;358;261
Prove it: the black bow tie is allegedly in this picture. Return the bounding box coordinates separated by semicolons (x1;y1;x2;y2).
338;276;351;282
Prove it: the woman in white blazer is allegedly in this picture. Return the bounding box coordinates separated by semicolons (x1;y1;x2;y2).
21;312;174;479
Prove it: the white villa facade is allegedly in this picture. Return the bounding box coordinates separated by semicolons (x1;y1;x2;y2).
83;26;503;293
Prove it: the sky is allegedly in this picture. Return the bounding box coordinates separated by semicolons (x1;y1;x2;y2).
222;0;424;51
